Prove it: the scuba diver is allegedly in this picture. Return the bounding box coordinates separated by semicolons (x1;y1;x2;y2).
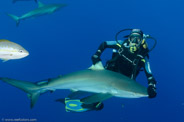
59;29;157;113
91;28;157;98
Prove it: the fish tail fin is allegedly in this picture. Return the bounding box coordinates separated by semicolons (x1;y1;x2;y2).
0;77;44;108
7;14;20;26
35;0;37;3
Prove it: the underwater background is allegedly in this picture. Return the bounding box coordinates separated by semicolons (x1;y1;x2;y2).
0;0;184;122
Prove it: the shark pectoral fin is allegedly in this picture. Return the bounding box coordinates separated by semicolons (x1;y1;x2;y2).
68;91;91;99
88;61;104;70
38;1;45;8
81;93;112;104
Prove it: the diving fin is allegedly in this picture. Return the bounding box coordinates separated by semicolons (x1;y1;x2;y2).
81;93;112;104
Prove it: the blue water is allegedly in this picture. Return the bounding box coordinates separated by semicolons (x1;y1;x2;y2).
0;0;184;122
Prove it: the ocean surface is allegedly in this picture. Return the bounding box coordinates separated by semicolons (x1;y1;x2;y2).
0;0;183;122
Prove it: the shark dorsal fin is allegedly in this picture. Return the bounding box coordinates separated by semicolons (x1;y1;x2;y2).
38;1;45;8
88;61;104;70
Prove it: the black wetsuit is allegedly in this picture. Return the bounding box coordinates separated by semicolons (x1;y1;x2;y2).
91;40;156;85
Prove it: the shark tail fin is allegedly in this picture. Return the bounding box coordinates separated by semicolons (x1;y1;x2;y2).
0;77;42;108
7;14;20;26
35;0;38;3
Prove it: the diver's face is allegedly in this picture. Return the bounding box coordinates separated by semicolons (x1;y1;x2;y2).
128;33;143;53
129;33;142;47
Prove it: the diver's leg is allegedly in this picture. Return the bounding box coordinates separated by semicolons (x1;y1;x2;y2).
81;102;104;111
55;98;65;104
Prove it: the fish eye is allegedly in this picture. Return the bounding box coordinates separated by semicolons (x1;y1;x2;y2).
19;50;23;53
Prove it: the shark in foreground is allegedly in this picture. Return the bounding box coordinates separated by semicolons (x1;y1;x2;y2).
0;63;148;108
7;1;67;26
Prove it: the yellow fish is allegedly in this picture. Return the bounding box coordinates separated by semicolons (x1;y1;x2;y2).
0;39;29;61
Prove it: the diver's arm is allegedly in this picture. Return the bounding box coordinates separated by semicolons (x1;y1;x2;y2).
143;57;157;98
91;41;121;64
144;57;156;84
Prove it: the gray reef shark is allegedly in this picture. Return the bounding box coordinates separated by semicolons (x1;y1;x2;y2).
8;1;67;26
0;62;148;108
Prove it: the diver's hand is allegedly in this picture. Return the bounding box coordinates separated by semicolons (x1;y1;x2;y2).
147;84;157;98
91;55;101;65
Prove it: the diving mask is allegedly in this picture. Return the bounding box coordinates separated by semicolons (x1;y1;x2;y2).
129;33;143;44
128;34;143;53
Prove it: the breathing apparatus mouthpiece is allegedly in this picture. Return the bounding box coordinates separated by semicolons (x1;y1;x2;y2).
129;43;138;53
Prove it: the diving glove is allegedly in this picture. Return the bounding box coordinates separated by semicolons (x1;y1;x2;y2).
147;84;157;98
91;55;101;65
